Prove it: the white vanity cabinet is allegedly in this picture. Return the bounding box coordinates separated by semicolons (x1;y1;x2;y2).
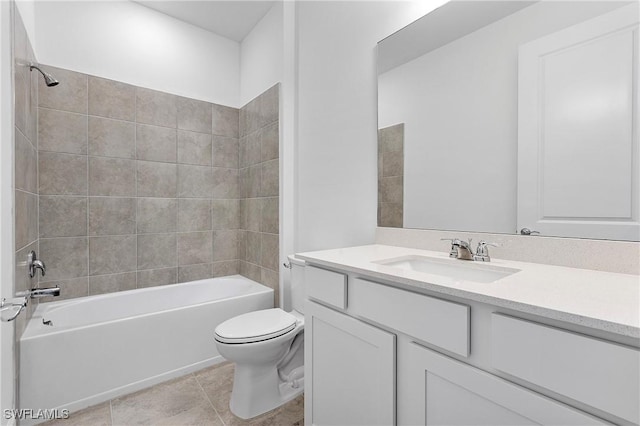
305;300;396;426
303;262;640;426
402;342;607;425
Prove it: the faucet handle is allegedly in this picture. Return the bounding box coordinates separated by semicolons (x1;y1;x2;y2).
474;241;499;262
441;238;460;258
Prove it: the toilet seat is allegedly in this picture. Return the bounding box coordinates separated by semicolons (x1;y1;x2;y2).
215;308;298;344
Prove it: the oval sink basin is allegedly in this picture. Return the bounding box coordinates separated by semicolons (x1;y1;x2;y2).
373;255;520;283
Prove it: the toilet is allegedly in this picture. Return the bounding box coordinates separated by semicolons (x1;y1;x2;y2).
214;255;306;419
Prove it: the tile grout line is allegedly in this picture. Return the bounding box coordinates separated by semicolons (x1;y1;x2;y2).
193;371;228;426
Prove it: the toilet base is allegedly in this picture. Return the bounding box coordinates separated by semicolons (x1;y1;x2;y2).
229;362;304;419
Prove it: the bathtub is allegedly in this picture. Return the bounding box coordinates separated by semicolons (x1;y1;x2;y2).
19;275;273;417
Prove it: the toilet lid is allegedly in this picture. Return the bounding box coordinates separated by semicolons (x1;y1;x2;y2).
215;308;297;344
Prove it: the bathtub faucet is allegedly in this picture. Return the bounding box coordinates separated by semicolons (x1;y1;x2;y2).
28;286;60;298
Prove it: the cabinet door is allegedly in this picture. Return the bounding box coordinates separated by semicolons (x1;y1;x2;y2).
305;301;396;425
402;342;608;426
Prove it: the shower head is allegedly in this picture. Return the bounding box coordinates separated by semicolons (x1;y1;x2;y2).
29;64;59;87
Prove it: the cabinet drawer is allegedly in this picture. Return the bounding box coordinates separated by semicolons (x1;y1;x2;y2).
492;313;640;424
306;265;347;310
350;278;470;357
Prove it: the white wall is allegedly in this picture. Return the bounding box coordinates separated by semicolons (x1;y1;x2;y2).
240;1;283;106
15;0;35;55
0;0;15;421
378;1;624;234
294;1;436;252
34;1;241;107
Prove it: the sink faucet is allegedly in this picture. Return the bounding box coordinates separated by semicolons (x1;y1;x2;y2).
441;238;474;261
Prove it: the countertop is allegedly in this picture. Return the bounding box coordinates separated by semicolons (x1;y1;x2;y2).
296;244;640;339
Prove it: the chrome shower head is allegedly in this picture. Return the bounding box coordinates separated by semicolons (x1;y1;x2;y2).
29;64;59;87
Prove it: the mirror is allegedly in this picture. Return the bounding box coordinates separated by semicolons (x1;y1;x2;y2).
377;0;639;241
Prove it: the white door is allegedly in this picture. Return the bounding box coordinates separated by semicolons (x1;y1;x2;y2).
0;0;15;423
304;301;396;426
401;342;608;426
517;3;639;241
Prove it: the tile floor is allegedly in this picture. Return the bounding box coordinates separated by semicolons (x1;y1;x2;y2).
43;362;304;426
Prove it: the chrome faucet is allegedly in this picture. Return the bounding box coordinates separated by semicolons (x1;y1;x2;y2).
473;241;499;262
27;250;46;278
29;287;60;298
441;238;475;260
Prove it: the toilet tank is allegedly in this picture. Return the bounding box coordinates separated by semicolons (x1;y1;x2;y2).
288;255;306;314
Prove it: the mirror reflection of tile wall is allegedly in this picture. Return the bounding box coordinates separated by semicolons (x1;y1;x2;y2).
378;123;404;228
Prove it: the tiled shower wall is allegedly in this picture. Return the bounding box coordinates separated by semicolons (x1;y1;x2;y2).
13;7;39;337
238;85;280;305
36;65;245;300
378;123;404;228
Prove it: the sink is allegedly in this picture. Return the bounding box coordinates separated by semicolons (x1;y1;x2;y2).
373;255;520;283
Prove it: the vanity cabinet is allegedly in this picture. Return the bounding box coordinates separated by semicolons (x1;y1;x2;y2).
403;342;606;425
303;263;640;426
305;300;396;426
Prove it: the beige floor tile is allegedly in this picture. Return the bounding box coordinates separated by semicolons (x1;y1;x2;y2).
194;362;304;426
111;375;222;426
42;401;111;426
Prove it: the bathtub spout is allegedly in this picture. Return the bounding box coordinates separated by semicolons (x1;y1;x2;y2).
29;286;60;298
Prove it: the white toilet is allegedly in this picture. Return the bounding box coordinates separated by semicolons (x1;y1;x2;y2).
214;255;306;419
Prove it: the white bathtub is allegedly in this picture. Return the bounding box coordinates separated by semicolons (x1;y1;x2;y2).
19;275;273;417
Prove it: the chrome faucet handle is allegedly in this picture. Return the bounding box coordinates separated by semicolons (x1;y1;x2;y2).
474;241;499;262
27;251;46;278
441;238;461;258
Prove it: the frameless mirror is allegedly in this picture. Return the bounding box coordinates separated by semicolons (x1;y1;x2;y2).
377;0;639;241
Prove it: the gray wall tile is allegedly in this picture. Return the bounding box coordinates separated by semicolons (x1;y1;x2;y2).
213;230;238;261
137;267;177;288
15;130;37;193
178;199;211;232
239;261;261;283
37;277;89;302
244;231;261;265
178;263;212;283
247;164;261;198
136;87;177;128
261;197;279;234
137;161;177;198
15;190;38;251
39;237;88;280
88;76;135;121
211;199;239;230
245;198;261;232
212;136;238;168
261;267;279;305
212;168;238;199
39;152;87;195
39;196;87;238
89;235;137;275
382;151;403;177
261;233;279;271
178;130;212;166
89;197;136;236
89;272;136;295
178;165;213;198
261;159;279;197
137;198;177;234
177;232;213;266
212;261;238;278
137;233;176;270
378;123;404;153
379;203;403;228
212;104;238;138
379;176;403;204
177;97;211;134
15;73;27;137
261;121;279;162
38;108;87;154
38;66;88;114
89;156;136;196
89;116;135;159
136;124;177;163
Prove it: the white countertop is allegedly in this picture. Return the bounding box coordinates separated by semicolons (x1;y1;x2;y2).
296;244;640;339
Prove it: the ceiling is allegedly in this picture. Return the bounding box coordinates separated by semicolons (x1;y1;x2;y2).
135;1;275;42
